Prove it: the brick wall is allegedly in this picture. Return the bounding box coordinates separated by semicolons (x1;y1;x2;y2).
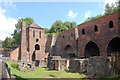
77;11;120;57
28;26;45;61
52;11;120;58
9;47;19;61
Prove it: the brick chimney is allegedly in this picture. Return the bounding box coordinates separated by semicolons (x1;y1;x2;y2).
19;22;27;61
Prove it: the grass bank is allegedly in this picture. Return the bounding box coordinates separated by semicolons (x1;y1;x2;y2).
6;61;85;79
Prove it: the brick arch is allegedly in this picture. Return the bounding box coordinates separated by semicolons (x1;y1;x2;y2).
35;44;40;50
107;37;120;56
62;44;76;58
64;45;73;53
30;43;41;61
84;41;100;58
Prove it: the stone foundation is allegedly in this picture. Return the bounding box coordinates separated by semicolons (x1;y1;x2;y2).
69;59;88;73
87;56;114;78
49;56;115;78
48;56;69;71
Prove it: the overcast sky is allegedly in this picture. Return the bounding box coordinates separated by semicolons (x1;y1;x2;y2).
0;0;118;40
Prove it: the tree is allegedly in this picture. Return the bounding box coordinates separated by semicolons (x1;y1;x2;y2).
49;20;68;33
84;0;120;23
2;18;35;51
0;40;2;44
116;0;120;11
48;20;77;34
105;3;113;15
12;18;34;46
2;37;15;51
64;21;77;29
44;28;50;34
15;18;34;32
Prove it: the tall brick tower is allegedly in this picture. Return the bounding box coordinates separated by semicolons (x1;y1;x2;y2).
28;23;45;61
19;22;27;61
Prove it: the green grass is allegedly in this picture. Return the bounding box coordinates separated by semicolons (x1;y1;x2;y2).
6;61;85;79
105;74;120;80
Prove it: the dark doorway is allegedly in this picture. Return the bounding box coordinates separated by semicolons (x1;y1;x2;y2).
107;37;120;74
109;21;114;28
85;41;100;58
35;44;40;50
82;29;85;35
94;25;98;32
107;37;120;56
32;51;36;61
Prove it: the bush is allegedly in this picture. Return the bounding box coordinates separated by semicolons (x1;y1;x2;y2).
11;63;20;71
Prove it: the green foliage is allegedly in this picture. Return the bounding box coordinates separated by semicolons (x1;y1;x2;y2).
44;28;50;34
0;40;2;45
2;37;16;51
105;3;113;15
11;63;20;71
2;18;34;51
12;18;34;46
49;20;65;33
84;14;103;22
85;0;120;22
64;21;77;29
7;61;85;78
49;20;77;34
15;18;34;32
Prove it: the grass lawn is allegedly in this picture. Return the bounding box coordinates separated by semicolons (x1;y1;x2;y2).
6;61;85;79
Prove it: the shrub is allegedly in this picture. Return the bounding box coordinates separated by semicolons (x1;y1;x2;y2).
11;63;20;71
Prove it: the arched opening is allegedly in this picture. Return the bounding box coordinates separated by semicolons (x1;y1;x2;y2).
109;21;114;28
71;33;73;36
94;25;98;32
63;35;64;38
85;41;100;58
35;44;40;50
32;51;36;61
107;37;120;56
82;29;85;35
36;39;39;42
64;45;75;58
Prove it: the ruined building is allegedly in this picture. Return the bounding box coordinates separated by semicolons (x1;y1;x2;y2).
9;22;46;61
9;11;120;62
8;11;120;78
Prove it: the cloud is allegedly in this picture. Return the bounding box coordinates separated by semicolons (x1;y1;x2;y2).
9;0;16;8
1;0;16;8
0;7;17;40
68;10;78;18
102;0;117;14
105;0;117;6
85;10;91;19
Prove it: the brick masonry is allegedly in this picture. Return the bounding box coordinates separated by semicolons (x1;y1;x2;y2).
9;11;120;62
9;47;19;61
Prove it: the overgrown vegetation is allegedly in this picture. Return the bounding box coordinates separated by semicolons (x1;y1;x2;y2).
11;63;20;71
6;61;85;79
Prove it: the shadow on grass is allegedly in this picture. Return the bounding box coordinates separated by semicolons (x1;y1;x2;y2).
65;70;79;74
41;67;47;68
13;74;26;80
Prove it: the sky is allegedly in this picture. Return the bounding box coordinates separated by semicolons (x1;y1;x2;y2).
0;0;118;40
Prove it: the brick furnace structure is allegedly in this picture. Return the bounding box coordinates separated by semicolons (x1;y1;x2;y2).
10;22;46;61
9;11;120;61
46;11;120;59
